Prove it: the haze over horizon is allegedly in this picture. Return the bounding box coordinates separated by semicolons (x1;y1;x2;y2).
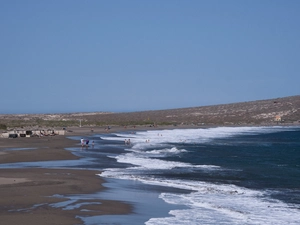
1;94;299;115
1;1;299;114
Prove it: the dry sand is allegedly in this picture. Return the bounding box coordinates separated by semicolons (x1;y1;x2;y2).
0;133;132;225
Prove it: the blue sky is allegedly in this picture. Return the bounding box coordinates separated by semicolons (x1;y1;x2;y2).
1;0;299;114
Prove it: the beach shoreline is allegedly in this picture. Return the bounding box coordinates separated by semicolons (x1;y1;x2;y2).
1;124;299;224
0;133;132;225
0;124;207;225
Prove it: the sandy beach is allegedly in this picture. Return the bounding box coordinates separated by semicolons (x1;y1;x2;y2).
0;131;133;225
2;125;298;225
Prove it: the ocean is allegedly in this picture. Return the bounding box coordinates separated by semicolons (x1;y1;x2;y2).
2;126;300;224
91;126;300;225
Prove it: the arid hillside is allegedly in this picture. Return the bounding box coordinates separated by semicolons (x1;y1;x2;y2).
83;95;300;126
1;95;299;129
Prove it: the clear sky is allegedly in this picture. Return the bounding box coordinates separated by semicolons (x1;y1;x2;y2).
1;0;299;114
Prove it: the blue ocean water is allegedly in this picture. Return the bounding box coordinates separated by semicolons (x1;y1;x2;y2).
1;126;299;224
98;126;300;224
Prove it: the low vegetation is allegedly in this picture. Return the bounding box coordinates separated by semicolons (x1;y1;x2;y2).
0;95;299;130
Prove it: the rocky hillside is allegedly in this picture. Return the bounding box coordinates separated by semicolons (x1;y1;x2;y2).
84;95;300;126
0;95;299;129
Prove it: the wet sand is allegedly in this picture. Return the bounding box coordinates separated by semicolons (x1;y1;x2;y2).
1;124;294;224
0;134;132;225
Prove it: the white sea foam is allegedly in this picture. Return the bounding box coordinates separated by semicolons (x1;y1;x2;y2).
100;170;300;225
111;153;218;171
146;183;300;225
99;126;300;225
129;147;187;158
102;126;298;148
142;178;300;225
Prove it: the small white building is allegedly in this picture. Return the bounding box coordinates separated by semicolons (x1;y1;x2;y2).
0;129;65;138
274;115;282;122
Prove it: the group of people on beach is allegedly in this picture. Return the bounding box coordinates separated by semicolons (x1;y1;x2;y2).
124;139;131;145
81;138;94;148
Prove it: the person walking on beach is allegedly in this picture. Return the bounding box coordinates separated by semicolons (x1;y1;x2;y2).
81;138;84;147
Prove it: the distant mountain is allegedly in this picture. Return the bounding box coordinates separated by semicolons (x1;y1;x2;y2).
1;95;299;128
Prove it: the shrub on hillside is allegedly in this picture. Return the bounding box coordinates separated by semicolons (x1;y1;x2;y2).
0;124;7;130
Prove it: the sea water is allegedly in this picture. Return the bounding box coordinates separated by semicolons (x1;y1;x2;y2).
1;126;299;224
98;126;300;225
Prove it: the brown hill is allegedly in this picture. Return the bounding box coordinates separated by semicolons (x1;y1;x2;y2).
83;95;300;126
1;95;299;129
